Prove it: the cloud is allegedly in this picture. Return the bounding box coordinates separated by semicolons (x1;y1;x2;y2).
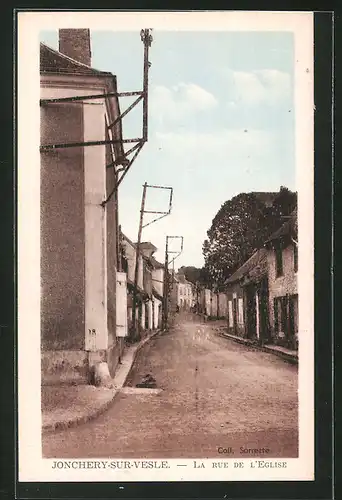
228;69;291;107
150;83;217;124
155;128;272;161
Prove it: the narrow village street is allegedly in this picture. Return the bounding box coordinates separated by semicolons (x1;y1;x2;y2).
42;314;298;459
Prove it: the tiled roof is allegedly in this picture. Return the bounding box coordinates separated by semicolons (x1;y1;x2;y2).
225;248;268;285
40;42;113;76
150;256;164;269
265;208;298;244
140;242;158;252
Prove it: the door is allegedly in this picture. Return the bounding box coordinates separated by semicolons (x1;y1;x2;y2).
145;302;149;330
232;298;238;335
158;303;162;328
259;281;269;342
246;286;256;339
288;294;298;348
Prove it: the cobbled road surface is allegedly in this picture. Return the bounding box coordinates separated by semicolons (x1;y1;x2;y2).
42;314;298;458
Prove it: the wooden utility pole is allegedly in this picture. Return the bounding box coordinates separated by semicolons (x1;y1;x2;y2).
162;237;169;330
132;182;147;340
141;28;153;142
161;235;183;329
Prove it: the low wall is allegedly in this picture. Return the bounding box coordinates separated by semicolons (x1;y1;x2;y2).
41;350;89;386
41;339;126;386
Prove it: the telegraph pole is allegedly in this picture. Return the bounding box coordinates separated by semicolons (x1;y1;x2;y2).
131;183;173;341
132;182;147;341
141;28;153;142
162;238;169;330
162;235;183;330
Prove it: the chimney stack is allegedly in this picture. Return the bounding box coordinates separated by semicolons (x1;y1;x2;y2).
59;29;92;66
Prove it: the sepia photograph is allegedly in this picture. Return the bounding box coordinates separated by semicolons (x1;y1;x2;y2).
18;11;315;483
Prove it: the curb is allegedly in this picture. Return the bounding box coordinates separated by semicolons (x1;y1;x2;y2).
42;394;120;433
215;329;298;365
42;330;162;433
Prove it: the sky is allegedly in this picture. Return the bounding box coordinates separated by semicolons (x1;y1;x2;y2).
40;29;295;268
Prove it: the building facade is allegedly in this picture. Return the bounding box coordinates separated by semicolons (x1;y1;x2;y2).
197;288;228;319
225;249;270;344
121;235;163;336
172;274;195;311
150;256;164;330
40;30;130;386
265;210;298;349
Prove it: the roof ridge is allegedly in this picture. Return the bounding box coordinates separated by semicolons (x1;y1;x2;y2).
226;247;267;284
40;41;109;75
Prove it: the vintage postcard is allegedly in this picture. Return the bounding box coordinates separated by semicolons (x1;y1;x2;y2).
17;10;314;483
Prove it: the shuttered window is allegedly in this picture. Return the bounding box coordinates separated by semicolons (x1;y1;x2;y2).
275;245;283;277
293;243;298;272
228;300;233;327
116;272;128;337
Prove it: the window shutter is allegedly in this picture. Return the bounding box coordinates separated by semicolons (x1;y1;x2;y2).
116;272;128;337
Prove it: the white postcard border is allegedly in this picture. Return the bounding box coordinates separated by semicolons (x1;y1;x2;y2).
17;10;314;482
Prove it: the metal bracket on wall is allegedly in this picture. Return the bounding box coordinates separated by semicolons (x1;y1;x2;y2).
39;28;154;204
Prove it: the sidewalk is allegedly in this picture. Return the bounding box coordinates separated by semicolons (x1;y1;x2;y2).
42;330;161;433
212;323;298;365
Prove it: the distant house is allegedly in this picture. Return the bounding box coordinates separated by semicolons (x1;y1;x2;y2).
150;256;164;329
121;235;163;336
197;287;228;319
172;273;195;311
264;209;298;349
198;288;211;316
140;242;158;332
121;234;148;337
225;248;270;343
40;30;127;385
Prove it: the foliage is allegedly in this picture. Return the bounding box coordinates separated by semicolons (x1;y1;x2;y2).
202;187;297;289
178;266;211;288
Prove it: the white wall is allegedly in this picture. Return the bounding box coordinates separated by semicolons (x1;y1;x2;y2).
152;268;164;297
153;298;162;329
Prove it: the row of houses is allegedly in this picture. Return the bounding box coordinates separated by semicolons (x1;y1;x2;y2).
120;234;165;335
225;208;298;349
194;208;298;350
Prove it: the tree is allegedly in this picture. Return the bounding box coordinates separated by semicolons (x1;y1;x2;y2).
178;266;211;288
202;188;296;289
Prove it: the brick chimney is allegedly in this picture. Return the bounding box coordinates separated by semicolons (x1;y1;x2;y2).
59;29;92;66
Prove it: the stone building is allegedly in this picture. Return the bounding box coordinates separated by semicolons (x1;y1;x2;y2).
40;30;128;385
225;248;270;343
264;209;298;349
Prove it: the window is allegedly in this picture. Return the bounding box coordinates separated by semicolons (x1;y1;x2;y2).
275;245;283;277
293;243;298;272
122;256;128;274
